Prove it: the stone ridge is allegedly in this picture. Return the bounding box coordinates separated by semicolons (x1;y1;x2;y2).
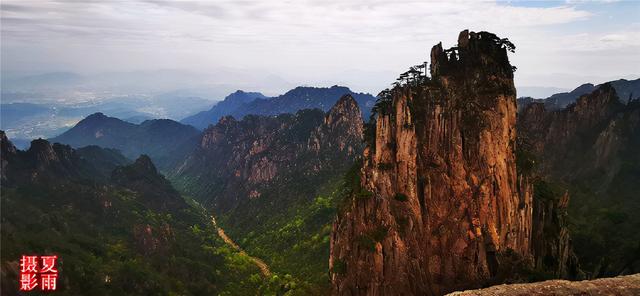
1;134;127;185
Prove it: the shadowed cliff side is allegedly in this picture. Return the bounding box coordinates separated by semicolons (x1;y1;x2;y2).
518;84;640;277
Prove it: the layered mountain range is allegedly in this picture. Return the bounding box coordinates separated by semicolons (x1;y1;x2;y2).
180;90;267;130
181;86;376;130
517;78;640;112
50;113;200;170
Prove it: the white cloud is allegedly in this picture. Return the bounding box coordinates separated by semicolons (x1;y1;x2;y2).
1;0;637;94
599;33;629;42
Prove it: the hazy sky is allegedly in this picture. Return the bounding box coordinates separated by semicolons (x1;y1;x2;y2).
2;0;639;96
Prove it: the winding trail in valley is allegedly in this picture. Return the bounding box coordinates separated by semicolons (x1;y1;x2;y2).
211;217;272;277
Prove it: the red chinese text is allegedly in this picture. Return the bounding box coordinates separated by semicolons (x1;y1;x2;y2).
19;255;59;292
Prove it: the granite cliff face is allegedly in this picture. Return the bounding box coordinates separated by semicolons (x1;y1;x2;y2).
330;30;574;295
175;94;364;212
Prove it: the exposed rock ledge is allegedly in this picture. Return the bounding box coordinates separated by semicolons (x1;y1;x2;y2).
447;274;640;296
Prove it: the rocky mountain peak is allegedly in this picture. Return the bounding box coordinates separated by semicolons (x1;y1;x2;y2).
324;94;362;127
112;154;185;211
430;29;515;80
112;154;159;182
330;94;359;114
1;131;16;156
216;115;238;126
26;138;60;165
1;136;115;185
573;83;596;93
177;98;364;213
225;90;266;103
181;85;376;129
570;83;622;118
51;112;199;170
308;94;364;156
85;112;108;120
132;154;158;174
80;112;116;127
518;78;639;111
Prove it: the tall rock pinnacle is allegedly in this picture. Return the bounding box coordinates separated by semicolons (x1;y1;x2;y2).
330;30;532;295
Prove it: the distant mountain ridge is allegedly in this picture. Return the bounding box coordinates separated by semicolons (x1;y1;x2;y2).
518;78;640;111
180;90;267;129
181;85;375;130
0;93;213;147
50;113;200;170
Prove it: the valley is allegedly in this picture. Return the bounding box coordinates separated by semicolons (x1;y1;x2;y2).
212;217;272;278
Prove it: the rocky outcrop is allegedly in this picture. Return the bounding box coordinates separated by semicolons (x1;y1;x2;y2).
530;187;581;279
132;223;173;255
1;131;17;182
447;273;640;296
309;94;364;155
330;30;565;295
